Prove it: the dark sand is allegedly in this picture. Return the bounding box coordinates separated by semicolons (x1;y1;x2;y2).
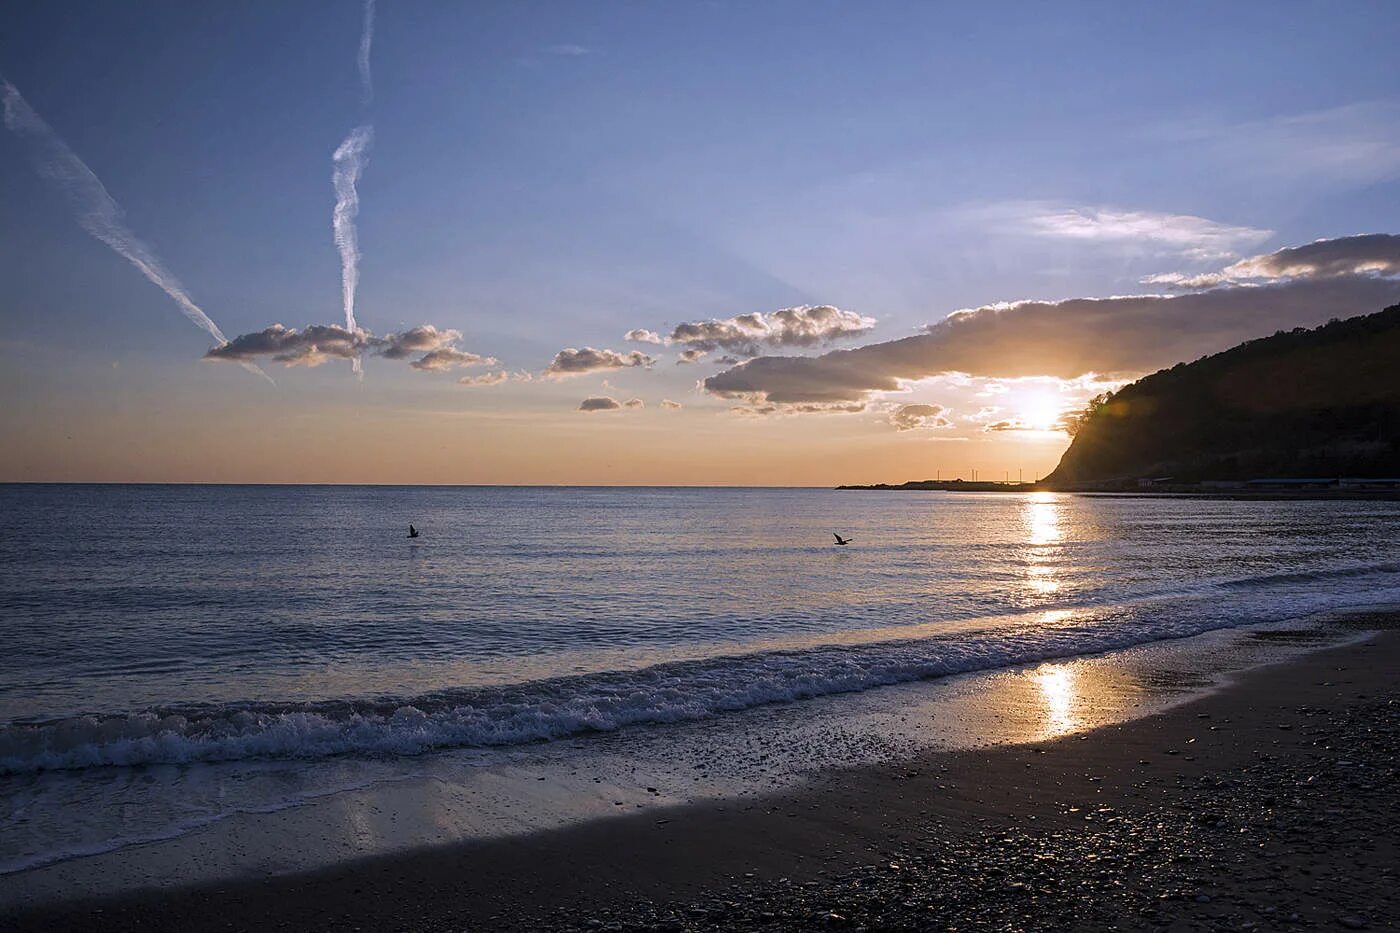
6;626;1398;932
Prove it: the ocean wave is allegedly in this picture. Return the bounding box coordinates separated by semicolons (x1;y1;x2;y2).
5;567;1397;775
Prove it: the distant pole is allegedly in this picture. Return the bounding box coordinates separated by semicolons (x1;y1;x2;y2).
1019;468;1023;483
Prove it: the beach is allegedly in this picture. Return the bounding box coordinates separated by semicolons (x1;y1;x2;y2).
5;621;1397;931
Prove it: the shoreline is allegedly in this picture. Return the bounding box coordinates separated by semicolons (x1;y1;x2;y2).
837;482;1400;500
5;618;1398;931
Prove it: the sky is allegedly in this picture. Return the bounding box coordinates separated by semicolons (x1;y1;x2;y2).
2;0;1400;485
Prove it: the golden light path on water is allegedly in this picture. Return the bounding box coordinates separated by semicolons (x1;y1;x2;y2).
1023;490;1063;594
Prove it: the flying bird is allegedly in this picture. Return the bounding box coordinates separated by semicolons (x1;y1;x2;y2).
833;533;853;546
408;524;420;539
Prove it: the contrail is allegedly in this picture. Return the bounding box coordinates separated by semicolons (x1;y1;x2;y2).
335;0;376;375
332;124;372;372
358;0;376;105
1;78;271;383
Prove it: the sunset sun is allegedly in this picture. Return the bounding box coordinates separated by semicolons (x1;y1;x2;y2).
1019;393;1063;432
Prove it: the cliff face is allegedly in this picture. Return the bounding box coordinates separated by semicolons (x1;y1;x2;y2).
1047;304;1400;486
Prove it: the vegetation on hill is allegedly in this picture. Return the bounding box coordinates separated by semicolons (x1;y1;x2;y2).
1047;303;1400;485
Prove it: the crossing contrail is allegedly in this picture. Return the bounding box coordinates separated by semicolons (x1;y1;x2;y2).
1;78;270;383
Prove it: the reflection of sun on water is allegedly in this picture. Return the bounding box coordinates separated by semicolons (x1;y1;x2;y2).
1023;492;1063;593
1025;492;1062;545
1034;663;1078;737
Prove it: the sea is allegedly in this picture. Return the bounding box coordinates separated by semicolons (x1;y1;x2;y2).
2;485;1399;883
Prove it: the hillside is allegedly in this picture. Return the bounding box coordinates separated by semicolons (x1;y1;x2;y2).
1047;304;1400;486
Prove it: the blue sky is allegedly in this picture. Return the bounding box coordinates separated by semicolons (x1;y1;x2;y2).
3;1;1399;483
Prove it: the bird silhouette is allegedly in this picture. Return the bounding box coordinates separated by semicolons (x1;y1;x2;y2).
408;524;420;539
833;533;853;546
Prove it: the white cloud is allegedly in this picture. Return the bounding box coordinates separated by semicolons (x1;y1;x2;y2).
458;370;532;387
658;305;876;358
1017;203;1272;260
624;329;663;344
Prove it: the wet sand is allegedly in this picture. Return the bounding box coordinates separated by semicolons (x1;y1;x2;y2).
5;624;1399;932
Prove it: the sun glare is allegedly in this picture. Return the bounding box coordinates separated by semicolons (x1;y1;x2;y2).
1019;393;1062;432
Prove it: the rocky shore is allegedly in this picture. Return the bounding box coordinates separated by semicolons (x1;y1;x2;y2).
6;629;1398;932
549;687;1398;932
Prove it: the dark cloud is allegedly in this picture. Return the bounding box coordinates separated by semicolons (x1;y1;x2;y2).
206;322;496;374
578;396;630;412
409;347;495;372
664;305;875;358
205;324;366;367
1225;233;1400;280
378;325;462;359
545;347;654;378
1144;233;1400;289
983;419;1033;432
890;403;952;431
676;348;708;365
703;274;1400;405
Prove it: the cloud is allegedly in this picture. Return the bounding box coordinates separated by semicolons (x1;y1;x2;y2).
731;401;867;417
377;324;462;359
624;328;663;344
207;322;497;373
1011;203;1272;260
623;397;644;409
660;399;682;410
579;396;623;412
205;324;367;367
676;348;708;365
1223;233;1400;280
1144;233;1400;289
458;370;531;387
544;347;653;378
547;44;591;56
890;403;952;431
703;256;1400;405
409;347;496;372
662;305;875;358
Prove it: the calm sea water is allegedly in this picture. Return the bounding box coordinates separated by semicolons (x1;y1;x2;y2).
2;485;1400;873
